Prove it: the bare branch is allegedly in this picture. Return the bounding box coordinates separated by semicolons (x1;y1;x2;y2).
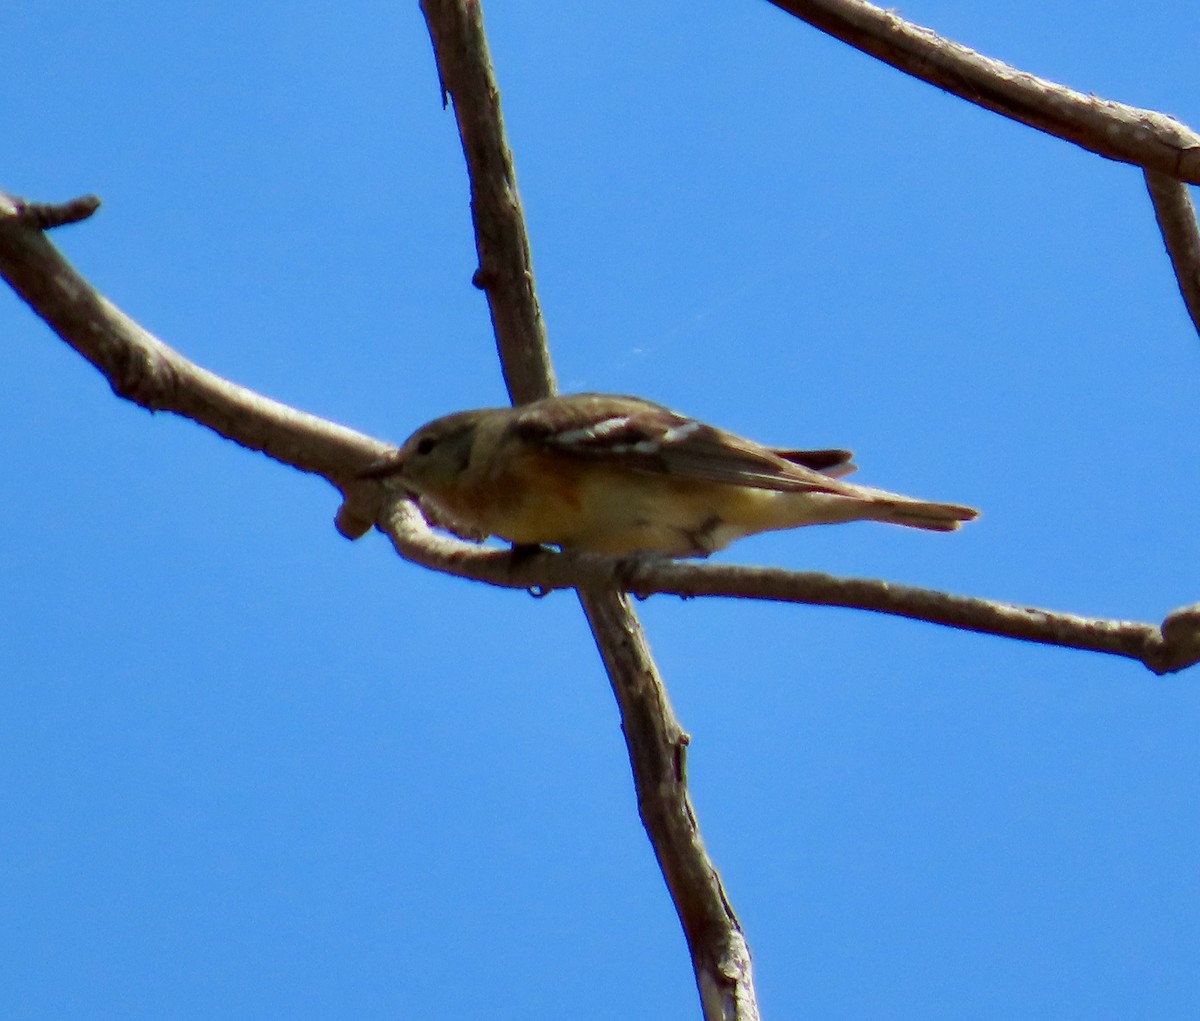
11;4;1192;1014
420;1;760;1016
0;192;392;539
764;2;1200;345
576;590;760;1021
3;192;102;230
420;0;556;405
1144;170;1200;338
765;0;1200;183
378;496;1200;677
10;188;1189;682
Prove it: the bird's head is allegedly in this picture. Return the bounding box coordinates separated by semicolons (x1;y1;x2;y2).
358;409;483;496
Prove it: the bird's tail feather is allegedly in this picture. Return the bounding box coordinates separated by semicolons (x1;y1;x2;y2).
871;497;978;532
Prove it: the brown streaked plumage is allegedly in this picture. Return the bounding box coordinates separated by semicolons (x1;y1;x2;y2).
361;393;979;556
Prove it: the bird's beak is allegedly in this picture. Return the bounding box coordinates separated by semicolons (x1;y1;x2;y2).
356;451;406;481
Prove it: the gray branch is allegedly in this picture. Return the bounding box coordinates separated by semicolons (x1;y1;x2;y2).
378;496;1200;677
765;0;1200;344
418;0;762;1015
765;0;1200;182
1144;171;1200;339
6;3;1200;1017
0;191;392;540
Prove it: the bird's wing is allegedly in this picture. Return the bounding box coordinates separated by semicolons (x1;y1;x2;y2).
511;393;860;495
772;447;857;478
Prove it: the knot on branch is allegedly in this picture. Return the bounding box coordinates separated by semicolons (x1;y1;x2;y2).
334;480;388;540
106;340;182;410
1177;146;1200;185
1145;603;1200;675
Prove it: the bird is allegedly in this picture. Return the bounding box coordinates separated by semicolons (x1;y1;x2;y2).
360;392;978;557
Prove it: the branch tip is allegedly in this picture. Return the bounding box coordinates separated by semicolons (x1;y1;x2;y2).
1;193;101;231
1151;602;1200;674
1143;169;1200;339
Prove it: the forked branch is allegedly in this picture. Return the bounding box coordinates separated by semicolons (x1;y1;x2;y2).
765;0;1200;182
765;0;1200;342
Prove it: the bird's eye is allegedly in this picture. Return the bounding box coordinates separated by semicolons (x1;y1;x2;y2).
415;435;438;456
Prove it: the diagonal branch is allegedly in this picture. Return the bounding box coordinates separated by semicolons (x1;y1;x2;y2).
1144;170;1200;338
0;191;392;540
764;1;1200;355
765;0;1200;183
420;0;555;405
378;496;1200;677
420;1;760;1016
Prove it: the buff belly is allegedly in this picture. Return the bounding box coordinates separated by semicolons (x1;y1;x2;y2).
481;467;854;556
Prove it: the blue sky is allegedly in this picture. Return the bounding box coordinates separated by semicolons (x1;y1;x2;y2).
3;2;1198;1018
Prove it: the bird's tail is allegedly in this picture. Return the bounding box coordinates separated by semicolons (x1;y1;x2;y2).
761;485;978;535
863;494;979;532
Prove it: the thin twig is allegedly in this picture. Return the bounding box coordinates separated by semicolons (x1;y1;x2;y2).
378;497;1200;677
766;0;1200;345
765;0;1200;183
1144;170;1200;338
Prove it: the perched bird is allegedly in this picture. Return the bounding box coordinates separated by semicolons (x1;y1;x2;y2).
361;392;978;557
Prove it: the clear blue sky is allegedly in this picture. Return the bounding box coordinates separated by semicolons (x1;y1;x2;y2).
3;2;1198;1018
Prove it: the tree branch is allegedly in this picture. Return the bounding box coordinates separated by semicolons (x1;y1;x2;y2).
420;1;760;1016
6;204;1190;683
8;3;1194;1016
420;0;555;405
1144;170;1200;338
6;192;102;230
575;591;759;1021
0;191;392;540
378;496;1200;677
765;0;1200;183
